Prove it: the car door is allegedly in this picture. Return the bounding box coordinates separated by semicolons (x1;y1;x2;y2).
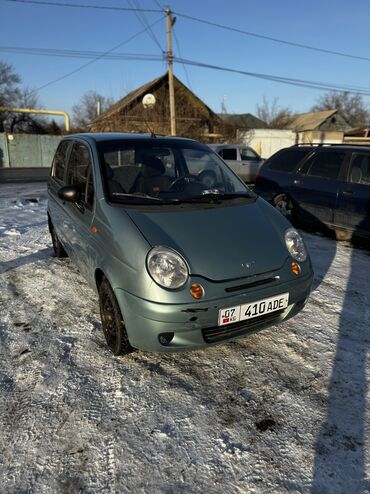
48;140;72;247
63;140;96;282
290;149;348;225
219;147;245;179
335;152;370;235
239;146;262;182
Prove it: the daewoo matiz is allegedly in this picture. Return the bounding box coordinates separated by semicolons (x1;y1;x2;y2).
47;133;313;355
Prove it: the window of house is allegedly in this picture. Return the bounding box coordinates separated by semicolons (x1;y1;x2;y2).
52;141;69;181
66;142;94;206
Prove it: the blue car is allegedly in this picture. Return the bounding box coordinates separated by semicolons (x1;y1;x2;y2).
254;145;370;241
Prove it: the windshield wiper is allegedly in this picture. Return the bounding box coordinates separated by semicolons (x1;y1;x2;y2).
111;192;164;203
168;193;253;204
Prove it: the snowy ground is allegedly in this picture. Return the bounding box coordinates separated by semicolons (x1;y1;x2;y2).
0;182;369;494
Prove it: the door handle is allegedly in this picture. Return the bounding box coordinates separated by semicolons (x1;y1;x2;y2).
342;190;354;196
293;179;301;185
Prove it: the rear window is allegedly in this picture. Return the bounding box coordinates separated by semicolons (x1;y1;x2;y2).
268;149;312;173
306;151;345;180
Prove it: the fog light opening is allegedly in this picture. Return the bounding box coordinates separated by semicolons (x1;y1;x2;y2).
291;262;301;276
190;283;205;299
158;332;174;346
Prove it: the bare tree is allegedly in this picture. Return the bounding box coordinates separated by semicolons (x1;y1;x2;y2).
72;91;115;130
311;91;369;127
256;96;292;129
9;87;46;133
0;61;21;131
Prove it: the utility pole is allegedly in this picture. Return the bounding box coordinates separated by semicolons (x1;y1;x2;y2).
166;7;176;136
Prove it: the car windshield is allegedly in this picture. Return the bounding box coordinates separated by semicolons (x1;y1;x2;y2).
97;139;254;205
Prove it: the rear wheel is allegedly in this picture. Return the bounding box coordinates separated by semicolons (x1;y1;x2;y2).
49;219;67;258
273;194;294;220
99;278;133;356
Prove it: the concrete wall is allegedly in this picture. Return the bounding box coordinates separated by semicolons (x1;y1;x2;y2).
0;133;62;169
0;133;62;182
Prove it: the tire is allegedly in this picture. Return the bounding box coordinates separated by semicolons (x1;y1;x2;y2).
99;278;134;356
49;219;68;258
335;228;352;241
273;194;294;220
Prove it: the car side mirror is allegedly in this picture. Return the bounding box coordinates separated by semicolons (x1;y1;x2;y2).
58;185;82;203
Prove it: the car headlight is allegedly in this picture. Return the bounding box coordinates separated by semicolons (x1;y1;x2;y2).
146;246;189;289
285;228;307;262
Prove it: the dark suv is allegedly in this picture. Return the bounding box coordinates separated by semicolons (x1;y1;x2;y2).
254;145;370;240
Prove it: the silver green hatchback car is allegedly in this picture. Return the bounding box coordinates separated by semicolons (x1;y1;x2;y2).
47;133;313;355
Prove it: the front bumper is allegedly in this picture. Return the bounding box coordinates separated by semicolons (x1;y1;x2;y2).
115;271;313;352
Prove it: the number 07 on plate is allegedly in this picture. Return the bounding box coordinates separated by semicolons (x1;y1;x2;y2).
218;293;289;326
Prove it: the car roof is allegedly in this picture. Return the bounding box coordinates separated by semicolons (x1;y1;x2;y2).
290;144;370;152
62;132;199;144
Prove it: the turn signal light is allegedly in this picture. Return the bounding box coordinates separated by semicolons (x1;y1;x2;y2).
291;262;301;276
190;283;204;299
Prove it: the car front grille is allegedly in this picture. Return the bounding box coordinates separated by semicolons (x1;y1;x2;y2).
202;309;285;344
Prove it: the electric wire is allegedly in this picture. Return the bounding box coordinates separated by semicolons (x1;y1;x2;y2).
174;57;370;96
173;11;370;64
127;0;164;53
5;0;370;64
0;46;163;61
3;0;161;13
35;16;164;91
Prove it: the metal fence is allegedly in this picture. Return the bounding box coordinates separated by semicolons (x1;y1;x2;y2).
0;133;62;182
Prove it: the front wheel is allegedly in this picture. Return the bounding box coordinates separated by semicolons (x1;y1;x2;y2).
99;279;134;356
273;194;294;220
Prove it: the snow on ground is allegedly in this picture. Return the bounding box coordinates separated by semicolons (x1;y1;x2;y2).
0;182;369;493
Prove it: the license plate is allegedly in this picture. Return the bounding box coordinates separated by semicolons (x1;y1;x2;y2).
218;293;289;326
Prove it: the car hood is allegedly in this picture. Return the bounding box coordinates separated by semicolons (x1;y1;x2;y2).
126;199;289;281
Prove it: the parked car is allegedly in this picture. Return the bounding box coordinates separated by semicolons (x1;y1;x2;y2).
48;133;313;356
254;144;370;240
209;144;263;183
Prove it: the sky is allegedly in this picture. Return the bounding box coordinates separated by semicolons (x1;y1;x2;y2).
2;0;370;125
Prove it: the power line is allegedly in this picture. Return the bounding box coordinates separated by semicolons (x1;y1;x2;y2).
5;0;370;64
36;16;164;91
174;57;370;96
173;30;193;91
127;0;164;53
0;45;163;61
3;0;161;12
173;11;370;64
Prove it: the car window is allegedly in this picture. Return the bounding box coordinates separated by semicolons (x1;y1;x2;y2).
268;149;311;172
306;151;345;180
66;142;94;207
220;148;237;160
240;148;258;160
97;140;251;204
182;148;225;187
348;154;370;185
52;141;69;181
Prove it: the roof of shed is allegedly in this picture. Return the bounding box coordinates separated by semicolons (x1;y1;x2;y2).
283;109;338;131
